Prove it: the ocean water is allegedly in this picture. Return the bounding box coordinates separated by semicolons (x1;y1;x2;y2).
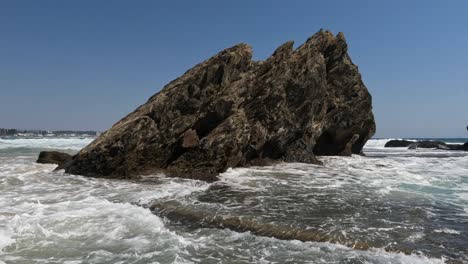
0;137;467;264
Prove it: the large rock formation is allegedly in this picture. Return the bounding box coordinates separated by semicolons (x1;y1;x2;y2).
63;30;376;180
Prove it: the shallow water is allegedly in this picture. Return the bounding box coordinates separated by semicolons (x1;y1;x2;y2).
0;137;467;263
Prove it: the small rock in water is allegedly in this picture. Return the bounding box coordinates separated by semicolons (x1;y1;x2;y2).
384;140;413;148
37;151;72;166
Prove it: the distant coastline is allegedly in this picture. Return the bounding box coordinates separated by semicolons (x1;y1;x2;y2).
0;128;100;138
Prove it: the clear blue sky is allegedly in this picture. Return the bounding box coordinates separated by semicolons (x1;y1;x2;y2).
1;0;467;138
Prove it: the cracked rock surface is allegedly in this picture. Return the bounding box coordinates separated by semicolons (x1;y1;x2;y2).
63;29;376;180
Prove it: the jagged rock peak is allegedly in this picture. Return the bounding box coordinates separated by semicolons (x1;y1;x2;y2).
62;29;376;181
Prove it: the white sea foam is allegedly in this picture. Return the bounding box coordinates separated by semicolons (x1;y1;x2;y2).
434;228;461;235
364;138;421;149
364;138;395;148
0;136;214;262
0;160;208;262
363;247;446;264
0;137;94;150
0;137;467;263
0;229;13;252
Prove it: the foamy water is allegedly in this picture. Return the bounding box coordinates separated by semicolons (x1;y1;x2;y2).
0;137;467;263
0;138;94;151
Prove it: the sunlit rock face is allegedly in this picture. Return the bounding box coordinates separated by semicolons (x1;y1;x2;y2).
63;29;375;180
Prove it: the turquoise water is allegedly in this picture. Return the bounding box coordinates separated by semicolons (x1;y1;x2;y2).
0;137;467;263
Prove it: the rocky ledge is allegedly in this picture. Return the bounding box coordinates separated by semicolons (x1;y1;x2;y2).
59;29;375;180
385;140;468;151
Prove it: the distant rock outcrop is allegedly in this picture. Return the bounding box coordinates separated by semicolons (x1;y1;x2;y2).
62;30;376;180
449;142;468;151
385;140;468;151
463;142;468;150
37;151;72;166
384;140;413;148
408;141;447;150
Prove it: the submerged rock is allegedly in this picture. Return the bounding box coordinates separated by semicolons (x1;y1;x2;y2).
63;29;376;180
150;200;371;250
37;151;72;166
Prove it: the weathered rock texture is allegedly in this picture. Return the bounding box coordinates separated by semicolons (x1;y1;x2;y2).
64;30;376;180
37;151;72;166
